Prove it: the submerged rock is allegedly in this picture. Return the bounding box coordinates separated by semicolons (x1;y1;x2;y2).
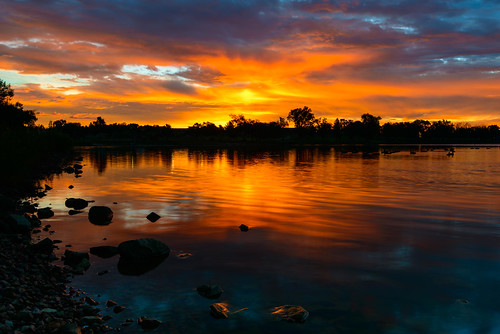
117;238;169;275
88;206;113;225
271;305;309;323
65;198;88;210
210;303;230;319
90;245;118;258
146;212;161;222
197;285;223;299
138;316;162;330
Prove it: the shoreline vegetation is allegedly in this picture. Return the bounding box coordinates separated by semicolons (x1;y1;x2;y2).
1;79;499;332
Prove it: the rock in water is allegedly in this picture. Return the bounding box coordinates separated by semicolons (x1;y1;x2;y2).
64;250;90;274
90;245;119;258
146;212;161;222
31;238;54;254
239;224;249;232
2;214;32;235
88;206;113;225
210;303;230;319
68;210;83;215
117;238;170;275
37;207;54;219
65;198;88;210
197;285;223;299
271;305;309;323
73;163;83;170
137;316;162;330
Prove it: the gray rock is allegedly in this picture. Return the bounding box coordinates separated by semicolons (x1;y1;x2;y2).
88;206;113;225
271;305;309;323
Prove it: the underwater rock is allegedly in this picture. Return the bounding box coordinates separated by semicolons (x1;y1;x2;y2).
197;285;223;299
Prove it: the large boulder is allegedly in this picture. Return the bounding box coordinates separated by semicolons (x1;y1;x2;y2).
90;246;118;258
117;238;169;275
88;206;113;225
1;214;32;235
65;198;88;210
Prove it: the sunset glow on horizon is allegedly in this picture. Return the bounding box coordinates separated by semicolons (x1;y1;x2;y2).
1;0;499;127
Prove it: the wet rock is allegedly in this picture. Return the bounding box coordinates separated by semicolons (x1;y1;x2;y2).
176;252;192;259
210;303;230;319
31;238;55;254
88;206;113;225
68;210;83;215
106;300;118;308
146;212;161;222
137;316;162;330
271;305;309;323
2;214;31;235
89;246;118;259
63;250;90;274
113;305;126;313
85;296;99;306
80;315;103;326
239;224;249;232
73;164;83;170
117;238;170;276
65;198;88;210
64;166;75;174
197;285;223;299
37;207;54;219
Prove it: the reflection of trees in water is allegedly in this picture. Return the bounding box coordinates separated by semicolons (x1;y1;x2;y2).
89;148;108;175
188;149;222;166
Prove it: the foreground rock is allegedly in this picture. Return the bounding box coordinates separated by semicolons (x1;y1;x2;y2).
117;238;170;275
88;206;113;225
0;235;113;333
37;207;54;219
1;214;32;235
271;305;309;323
197;284;223;299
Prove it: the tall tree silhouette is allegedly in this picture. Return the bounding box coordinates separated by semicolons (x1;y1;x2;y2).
0;79;37;129
287;106;316;128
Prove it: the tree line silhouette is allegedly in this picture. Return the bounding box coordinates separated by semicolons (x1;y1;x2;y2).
1;79;499;145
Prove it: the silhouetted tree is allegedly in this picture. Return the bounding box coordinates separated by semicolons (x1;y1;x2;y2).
91;116;106;127
287;106;316;128
0;79;37;129
361;113;381;139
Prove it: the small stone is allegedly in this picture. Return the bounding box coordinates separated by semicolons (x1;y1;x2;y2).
271;305;309;323
68;185;74;189
146;212;161;222
113;305;126;313
239;224;249;232
106;300;118;308
197;285;223;299
210;303;230;319
85;296;99;306
137;316;161;330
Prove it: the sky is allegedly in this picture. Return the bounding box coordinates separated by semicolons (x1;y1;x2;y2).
1;0;499;127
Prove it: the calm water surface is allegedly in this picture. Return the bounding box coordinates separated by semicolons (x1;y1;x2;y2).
36;146;500;333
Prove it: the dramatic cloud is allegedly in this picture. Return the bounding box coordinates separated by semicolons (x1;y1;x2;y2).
0;0;499;126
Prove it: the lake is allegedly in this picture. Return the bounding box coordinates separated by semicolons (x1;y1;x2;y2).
35;145;500;333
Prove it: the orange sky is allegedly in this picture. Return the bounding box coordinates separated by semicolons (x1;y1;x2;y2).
1;1;499;127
